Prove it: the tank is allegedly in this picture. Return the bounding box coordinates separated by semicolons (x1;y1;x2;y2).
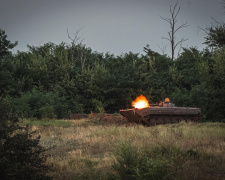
119;99;201;126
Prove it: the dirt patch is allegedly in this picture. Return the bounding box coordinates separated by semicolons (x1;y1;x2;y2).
91;113;132;126
68;113;132;126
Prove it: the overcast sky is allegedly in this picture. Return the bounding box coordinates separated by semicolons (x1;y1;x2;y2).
1;0;224;56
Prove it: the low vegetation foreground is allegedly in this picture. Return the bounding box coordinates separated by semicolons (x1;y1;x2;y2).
21;116;225;180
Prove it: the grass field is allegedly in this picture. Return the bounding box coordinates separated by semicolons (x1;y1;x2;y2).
20;116;225;180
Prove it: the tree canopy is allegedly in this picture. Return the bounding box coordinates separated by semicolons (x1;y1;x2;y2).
0;27;225;122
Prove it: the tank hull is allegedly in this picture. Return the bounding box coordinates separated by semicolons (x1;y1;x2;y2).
119;107;201;126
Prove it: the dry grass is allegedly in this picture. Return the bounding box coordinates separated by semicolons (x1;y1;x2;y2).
22;118;225;179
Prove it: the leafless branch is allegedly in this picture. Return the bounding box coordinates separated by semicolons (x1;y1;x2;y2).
160;16;171;24
162;36;171;42
67;27;84;47
211;17;223;26
67;27;87;72
158;43;167;55
174;38;188;50
174;21;188;34
160;1;188;60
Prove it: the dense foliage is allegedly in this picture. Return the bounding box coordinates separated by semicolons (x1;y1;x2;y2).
0;29;225;122
204;22;225;49
0;98;52;180
109;142;224;180
111;143;179;180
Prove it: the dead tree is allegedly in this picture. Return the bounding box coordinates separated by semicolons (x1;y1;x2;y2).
158;43;167;55
67;27;83;48
67;28;87;72
160;1;188;61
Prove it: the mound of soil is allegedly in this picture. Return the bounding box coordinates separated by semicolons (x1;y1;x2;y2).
90;113;131;126
68;113;131;126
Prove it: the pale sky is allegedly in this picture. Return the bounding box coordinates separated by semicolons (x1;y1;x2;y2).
1;0;224;56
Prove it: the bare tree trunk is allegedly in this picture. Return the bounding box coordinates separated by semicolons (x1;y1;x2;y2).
160;1;188;61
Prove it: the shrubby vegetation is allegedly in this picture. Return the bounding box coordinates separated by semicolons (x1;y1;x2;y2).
0;98;52;180
111;143;179;180
109;141;225;180
1;27;225;121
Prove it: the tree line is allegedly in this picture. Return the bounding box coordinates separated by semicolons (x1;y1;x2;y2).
0;22;225;122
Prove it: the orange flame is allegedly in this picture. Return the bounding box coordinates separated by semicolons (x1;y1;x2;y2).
132;95;149;109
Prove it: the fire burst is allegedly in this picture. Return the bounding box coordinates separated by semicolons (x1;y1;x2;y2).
132;95;149;109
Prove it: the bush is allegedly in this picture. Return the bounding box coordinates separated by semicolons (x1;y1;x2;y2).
112;143;140;180
0;98;52;180
110;143;183;180
13;88;82;119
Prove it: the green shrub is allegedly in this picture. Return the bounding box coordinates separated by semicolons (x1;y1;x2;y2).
0;98;52;180
110;143;183;180
13;88;82;119
112;143;140;180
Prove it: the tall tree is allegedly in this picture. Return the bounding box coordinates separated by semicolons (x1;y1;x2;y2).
203;20;225;50
200;1;225;50
0;29;17;60
0;29;18;97
160;1;188;61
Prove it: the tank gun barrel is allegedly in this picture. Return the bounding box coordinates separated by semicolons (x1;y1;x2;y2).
149;104;159;107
